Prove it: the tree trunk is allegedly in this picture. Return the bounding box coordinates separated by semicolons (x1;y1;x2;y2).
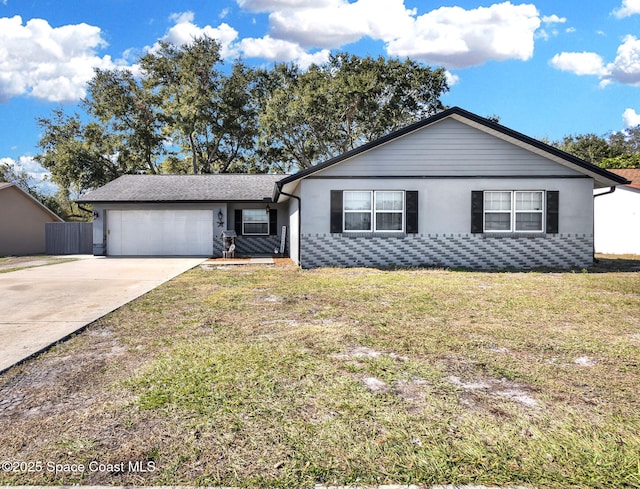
188;132;198;174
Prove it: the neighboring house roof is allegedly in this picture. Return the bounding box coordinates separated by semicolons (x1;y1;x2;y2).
77;174;289;203
275;106;629;200
607;169;640;190
0;182;63;222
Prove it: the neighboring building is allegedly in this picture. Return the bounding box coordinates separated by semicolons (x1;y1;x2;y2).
594;169;640;255
0;182;63;256
78;107;629;268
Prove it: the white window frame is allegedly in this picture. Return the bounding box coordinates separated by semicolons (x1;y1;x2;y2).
343;190;405;233
483;191;544;233
242;209;269;235
343;191;373;232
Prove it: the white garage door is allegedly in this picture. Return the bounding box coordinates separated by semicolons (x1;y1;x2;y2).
107;210;213;256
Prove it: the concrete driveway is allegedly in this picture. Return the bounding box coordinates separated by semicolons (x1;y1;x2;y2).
0;256;206;373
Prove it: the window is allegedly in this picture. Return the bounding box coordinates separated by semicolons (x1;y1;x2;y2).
484;191;512;231
375;191;404;231
343;191;404;232
483;191;544;232
242;209;269;235
344;191;372;231
515;191;544;231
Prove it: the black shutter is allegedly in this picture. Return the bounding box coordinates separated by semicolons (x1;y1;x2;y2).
269;209;277;235
234;209;242;235
471;191;484;233
546;191;559;234
405;191;418;234
330;190;343;233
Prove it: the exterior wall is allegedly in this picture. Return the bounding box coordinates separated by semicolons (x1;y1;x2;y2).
301;234;593;269
286;188;301;265
93;202;288;257
298;177;594;269
317;118;583;178
594;187;640;254
226;203;289;257
92;206;106;255
0;186;62;256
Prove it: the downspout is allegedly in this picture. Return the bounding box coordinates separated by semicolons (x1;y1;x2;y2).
592;186;616;263
277;184;302;267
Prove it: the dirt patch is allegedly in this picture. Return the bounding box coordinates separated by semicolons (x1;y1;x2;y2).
393;378;428;402
0;325;127;419
362;376;389;394
332;346;407;361
574;356;597;367
257;294;281;303
449;375;539;409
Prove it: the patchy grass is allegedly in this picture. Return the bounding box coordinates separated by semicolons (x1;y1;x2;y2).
0;258;639;487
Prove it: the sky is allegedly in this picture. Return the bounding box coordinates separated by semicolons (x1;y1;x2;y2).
1;0;640;193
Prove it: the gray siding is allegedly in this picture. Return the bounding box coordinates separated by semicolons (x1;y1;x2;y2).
296;176;594;270
317;118;583;177
300;177;594;236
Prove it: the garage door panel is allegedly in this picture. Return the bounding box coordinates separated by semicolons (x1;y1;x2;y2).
107;210;213;256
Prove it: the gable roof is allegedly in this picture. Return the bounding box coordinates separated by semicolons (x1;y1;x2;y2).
607;169;640;190
275;106;630;200
0;182;63;222
77;174;289;203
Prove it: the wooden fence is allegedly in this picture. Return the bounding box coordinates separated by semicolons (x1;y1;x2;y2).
45;222;93;255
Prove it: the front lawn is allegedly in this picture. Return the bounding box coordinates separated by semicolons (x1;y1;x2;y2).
1;259;639;487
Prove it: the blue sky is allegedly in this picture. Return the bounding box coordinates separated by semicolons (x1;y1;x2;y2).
1;0;640;193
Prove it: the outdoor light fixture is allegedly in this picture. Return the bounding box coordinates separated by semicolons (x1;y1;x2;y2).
92;211;99;219
218;210;223;221
265;204;271;212
217;209;224;228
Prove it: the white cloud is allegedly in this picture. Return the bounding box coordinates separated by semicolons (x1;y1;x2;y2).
268;0;415;49
622;108;640;127
445;71;460;86
542;14;566;24
386;2;541;68
613;0;640;18
551;35;640;86
156;12;239;58
605;35;640;85
156;12;328;67
237;0;339;12
241;1;547;69
550;52;606;76
0;15;115;102
238;35;330;67
536;13;567;40
0;156;57;194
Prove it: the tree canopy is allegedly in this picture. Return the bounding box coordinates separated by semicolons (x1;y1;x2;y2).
35;37;450;198
550;126;640;169
257;54;448;171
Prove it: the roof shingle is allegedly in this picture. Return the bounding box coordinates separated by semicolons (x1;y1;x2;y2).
607;169;640;190
77;174;288;203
